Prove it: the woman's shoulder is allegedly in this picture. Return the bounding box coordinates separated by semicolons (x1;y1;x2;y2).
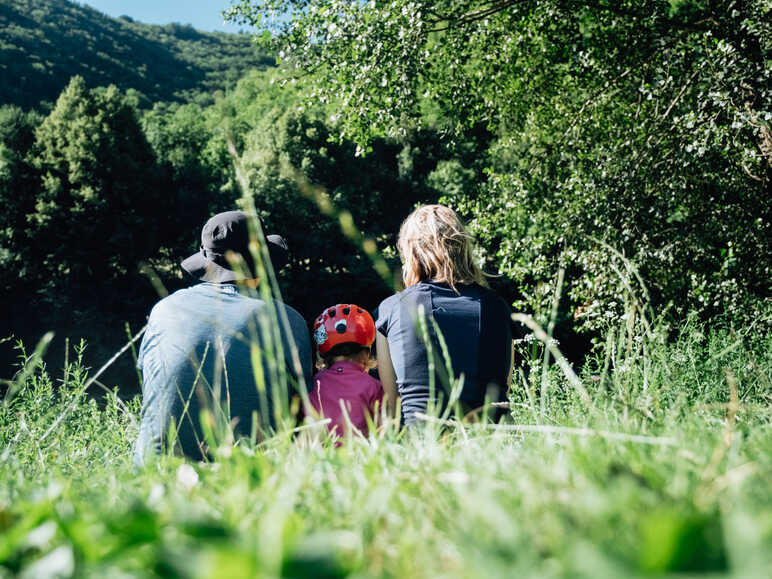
379;282;509;312
374;284;429;332
383;282;431;299
428;281;510;306
434;283;513;323
377;284;429;312
472;283;512;307
472;285;515;323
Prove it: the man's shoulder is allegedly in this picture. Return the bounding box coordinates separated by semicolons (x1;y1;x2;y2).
148;286;194;316
276;300;304;320
269;301;311;348
271;300;307;330
148;285;276;320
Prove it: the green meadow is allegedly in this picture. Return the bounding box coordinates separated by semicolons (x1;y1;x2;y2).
2;313;770;578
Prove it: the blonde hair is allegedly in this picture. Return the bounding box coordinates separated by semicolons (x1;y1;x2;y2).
397;204;485;291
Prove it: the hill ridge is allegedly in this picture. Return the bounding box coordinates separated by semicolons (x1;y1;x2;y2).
0;0;272;108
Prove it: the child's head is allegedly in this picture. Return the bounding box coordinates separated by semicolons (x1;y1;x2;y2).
318;342;374;370
313;304;376;370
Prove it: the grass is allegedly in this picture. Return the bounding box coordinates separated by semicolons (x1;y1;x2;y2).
0;313;770;578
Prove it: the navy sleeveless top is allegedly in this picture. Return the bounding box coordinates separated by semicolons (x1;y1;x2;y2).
375;282;513;424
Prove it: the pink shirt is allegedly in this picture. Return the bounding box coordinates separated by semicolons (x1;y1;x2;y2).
310;360;384;437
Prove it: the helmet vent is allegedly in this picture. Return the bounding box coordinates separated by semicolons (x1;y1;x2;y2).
342;306;351;315
335;320;347;334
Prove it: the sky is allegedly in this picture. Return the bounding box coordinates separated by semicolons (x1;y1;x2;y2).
82;1;249;33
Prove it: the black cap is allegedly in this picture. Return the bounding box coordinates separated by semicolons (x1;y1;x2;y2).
181;211;289;283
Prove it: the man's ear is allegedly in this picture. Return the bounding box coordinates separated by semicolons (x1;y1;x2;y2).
238;278;261;289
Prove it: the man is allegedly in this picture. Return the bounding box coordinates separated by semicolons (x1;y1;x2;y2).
134;210;312;465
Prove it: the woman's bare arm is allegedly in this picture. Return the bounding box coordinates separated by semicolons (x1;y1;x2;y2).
376;332;398;417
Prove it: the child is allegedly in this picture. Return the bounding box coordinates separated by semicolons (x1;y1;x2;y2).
310;304;384;439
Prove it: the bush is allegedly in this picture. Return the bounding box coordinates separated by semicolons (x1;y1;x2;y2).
228;0;772;329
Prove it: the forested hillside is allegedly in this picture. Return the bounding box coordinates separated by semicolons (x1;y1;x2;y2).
0;0;273;108
3;0;770;386
0;65;453;384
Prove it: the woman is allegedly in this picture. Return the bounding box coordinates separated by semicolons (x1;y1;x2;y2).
375;204;515;425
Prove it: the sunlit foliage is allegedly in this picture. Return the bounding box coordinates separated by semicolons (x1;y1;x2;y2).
227;0;772;328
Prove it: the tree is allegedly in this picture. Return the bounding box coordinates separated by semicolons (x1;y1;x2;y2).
228;0;772;328
141;101;233;257
205;69;448;316
0;105;42;292
28;76;165;296
231;107;444;317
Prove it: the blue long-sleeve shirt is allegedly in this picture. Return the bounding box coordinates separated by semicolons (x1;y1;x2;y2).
134;283;312;465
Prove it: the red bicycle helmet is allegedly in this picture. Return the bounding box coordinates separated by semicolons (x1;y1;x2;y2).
313;304;376;355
